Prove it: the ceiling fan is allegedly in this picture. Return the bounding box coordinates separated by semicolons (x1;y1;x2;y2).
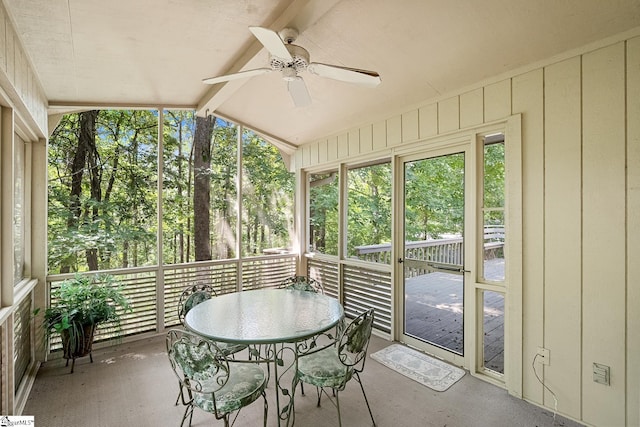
202;26;381;107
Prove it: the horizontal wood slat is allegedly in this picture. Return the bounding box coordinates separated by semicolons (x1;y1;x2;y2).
14;295;32;391
343;265;392;333
307;258;339;299
46;255;297;354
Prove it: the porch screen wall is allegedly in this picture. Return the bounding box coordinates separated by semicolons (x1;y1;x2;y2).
297;34;640;426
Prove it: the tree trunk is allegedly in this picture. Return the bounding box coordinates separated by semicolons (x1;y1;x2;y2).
62;110;99;273
193;115;215;261
84;110;100;271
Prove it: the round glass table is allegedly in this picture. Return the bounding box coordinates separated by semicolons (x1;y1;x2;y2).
184;288;344;426
185;288;343;344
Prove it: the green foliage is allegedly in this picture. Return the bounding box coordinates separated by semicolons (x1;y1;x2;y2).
347;163;392;257
49;109;295;270
241;131;294;256
404;153;465;240
309;172;339;255
38;274;131;354
48;110;158;272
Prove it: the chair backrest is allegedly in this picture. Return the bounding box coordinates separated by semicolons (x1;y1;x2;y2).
166;329;229;394
280;275;324;294
338;308;375;372
178;284;217;325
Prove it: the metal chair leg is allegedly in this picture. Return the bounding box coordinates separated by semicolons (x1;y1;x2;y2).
175;383;182;405
355;373;376;426
335;390;342;427
180;403;194;427
262;390;268;427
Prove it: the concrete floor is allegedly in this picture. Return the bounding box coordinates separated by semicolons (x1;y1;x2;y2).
23;332;583;427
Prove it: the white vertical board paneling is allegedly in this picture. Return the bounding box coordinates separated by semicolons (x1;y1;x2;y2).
348;129;360;156
582;43;626;427
543;57;582;419
401;110;419;143
0;6;6;72
626;36;640;427
360;124;373;153
1;108;13;307
5;22;13;83
419;103;438;138
460;88;483;128
372;120;386;151
293;149;303;172
309;142;319;165
337;134;348;159
15;49;23;100
387;115;401;147
484;79;511;122
302;145;311;167
330;135;341;161
318;138;329;164
512;69;544;404
438;96;459;133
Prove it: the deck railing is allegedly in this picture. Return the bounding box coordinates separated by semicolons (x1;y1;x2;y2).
354;226;504;277
45;254;297;352
44;229;504;354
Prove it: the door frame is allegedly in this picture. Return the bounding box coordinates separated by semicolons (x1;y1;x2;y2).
391;116;522;396
394;138;475;370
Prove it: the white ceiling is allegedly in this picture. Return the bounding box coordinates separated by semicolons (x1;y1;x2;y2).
5;0;640;146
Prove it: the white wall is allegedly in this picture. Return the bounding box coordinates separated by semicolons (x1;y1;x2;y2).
0;0;48;415
298;33;640;427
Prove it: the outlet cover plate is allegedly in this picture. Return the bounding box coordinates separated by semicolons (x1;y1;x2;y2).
593;363;610;385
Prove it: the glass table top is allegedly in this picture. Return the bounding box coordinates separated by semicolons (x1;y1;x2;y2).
184;288;344;344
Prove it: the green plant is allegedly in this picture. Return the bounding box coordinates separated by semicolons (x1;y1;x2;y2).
38;274;131;360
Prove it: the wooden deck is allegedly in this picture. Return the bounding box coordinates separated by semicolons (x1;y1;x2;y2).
404;258;504;373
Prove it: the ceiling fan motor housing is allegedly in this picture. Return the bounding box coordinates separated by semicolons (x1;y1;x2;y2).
270;44;310;79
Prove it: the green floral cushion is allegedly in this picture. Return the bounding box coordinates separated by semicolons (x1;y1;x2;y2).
297;347;354;389
193;362;267;414
281;276;323;293
216;342;247;357
285;281;317;292
182;291;211;316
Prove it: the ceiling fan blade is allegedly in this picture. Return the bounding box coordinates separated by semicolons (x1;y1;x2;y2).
287;77;311;107
307;63;381;87
249;26;293;61
202;68;272;85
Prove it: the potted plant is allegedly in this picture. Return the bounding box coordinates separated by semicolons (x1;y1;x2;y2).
38;274;131;373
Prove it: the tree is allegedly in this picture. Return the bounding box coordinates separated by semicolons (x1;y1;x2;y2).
193;114;215;261
48;110;158;273
48;109;294;272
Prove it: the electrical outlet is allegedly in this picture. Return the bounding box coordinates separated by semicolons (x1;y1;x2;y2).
537;347;550;365
593;363;610;385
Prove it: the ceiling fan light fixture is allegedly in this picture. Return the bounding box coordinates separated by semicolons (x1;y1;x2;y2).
282;67;298;81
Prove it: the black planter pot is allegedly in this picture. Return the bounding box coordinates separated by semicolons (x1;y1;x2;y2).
61;323;96;373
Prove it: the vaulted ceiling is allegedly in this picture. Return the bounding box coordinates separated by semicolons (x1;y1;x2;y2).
5;0;640;146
